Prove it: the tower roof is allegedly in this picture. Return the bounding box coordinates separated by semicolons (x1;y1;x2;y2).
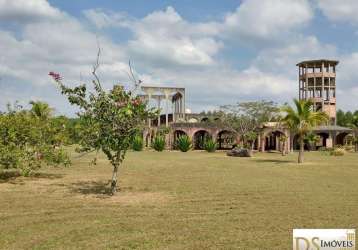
296;59;339;67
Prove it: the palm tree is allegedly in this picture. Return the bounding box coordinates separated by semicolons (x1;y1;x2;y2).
29;101;53;120
281;99;328;163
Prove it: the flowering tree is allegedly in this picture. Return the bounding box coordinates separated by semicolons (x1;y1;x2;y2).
49;65;155;195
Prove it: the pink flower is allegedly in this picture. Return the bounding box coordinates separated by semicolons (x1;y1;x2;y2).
49;71;62;81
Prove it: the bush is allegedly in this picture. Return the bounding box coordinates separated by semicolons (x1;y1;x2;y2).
176;135;192;152
204;138;217;152
152;136;165;152
0;106;70;176
132;135;143;151
330;147;345;156
343;145;355;152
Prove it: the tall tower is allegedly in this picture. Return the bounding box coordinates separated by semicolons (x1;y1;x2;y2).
297;59;339;125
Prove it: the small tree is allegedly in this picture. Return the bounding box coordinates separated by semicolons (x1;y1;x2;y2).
281;99;328;163
244;131;257;155
49;61;155;195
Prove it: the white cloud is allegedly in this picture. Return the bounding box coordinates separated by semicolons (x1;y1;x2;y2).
0;0;62;22
224;0;313;41
254;35;337;76
85;6;222;67
2;0;358;115
83;9;130;29
317;0;358;24
128;6;222;67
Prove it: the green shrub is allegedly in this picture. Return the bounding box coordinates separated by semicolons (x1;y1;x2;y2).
176;135;192;152
132;135;143;151
204;138;217;152
152;136;165;152
330;147;345;156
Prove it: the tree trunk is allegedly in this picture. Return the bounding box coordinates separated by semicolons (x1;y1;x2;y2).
298;138;304;164
282;141;285;156
249;141;254;157
110;164;119;195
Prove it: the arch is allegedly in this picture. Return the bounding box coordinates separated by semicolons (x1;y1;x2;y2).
316;132;329;149
174;130;188;141
264;130;286;151
336;132;352;146
216;130;236;149
171;92;183;102
193;130;211;149
201;117;209;122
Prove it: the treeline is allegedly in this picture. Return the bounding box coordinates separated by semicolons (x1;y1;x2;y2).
0;101;80;176
336;109;358;128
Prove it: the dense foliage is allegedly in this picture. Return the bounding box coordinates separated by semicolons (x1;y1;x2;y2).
336;109;358;128
152;136;166;152
203;138;217;152
132;135;143;151
0;102;70;176
220;100;280;149
50;70;156;194
176;135;192;152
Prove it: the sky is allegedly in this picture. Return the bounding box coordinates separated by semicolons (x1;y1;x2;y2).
1;0;358;116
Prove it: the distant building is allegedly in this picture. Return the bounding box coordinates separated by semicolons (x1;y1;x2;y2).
140;59;356;151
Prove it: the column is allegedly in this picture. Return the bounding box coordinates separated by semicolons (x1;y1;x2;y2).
305;64;308;99
172;101;175;122
299;66;301;100
157;97;161;127
148;93;152;128
164;91;170;127
321;61;324;107
182;90;186;120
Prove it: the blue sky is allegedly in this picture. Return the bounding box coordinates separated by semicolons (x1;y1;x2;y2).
1;0;358;116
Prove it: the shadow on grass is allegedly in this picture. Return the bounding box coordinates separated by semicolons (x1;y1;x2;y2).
68;180;112;197
66;180;135;198
253;158;295;164
0;170;63;184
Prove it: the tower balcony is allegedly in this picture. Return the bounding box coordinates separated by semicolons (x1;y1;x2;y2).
309;97;336;104
299;72;336;80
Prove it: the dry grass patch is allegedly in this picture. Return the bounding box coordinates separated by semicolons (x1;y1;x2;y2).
1;150;358;249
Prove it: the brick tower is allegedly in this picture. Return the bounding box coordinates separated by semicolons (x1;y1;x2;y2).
297;59;339;125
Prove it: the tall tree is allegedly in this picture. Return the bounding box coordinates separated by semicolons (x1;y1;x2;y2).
281;99;328;163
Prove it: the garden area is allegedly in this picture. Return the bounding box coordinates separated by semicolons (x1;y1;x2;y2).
1;149;358;249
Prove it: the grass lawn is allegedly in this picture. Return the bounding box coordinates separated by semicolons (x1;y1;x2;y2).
1;150;358;249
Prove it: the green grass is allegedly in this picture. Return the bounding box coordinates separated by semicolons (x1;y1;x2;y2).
1;150;358;249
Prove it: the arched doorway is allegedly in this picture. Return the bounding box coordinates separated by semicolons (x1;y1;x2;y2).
217;130;236;149
316;132;329;149
265;130;285;151
193;130;211;149
336;132;351;146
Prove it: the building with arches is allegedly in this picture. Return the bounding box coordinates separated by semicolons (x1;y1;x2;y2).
140;59;356;151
